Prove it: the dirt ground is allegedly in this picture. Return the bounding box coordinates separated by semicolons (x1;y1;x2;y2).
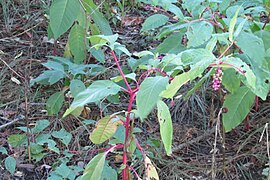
1;1;270;180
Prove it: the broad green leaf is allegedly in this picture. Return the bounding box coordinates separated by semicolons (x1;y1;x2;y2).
182;0;205;17
219;0;231;12
82;153;106;180
206;36;217;52
158;21;189;39
236;32;270;100
136;76;169;120
255;30;270;51
221;57;256;90
35;134;60;154
222;86;255;132
90;116;121;144
63;80;120;117
234;18;247;38
160;72;190;98
5;156;16;175
156;32;186;54
114;43;131;56
161;49;215;98
90;48;105;63
70;79;86;97
157;100;173;155
222;68;240;93
69;24;86;64
89;34;119;50
46;92;65;115
101;162;118;180
186;21;213;48
52;129;72;147
141;14;169;32
49;0;81;39
42;61;65;74
229;6;241;42
111;73;136;82
181;48;215;66
30;143;44;155
32;120;50;134
0;147;7;155
168;4;184;19
54;163;73;179
8;134;27;147
83;0;112;35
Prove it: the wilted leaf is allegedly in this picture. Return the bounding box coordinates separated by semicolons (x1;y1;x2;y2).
90;116;122;144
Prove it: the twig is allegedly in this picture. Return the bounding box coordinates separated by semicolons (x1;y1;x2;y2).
172;126;216;152
0;115;25;130
0;58;25;81
211;109;222;180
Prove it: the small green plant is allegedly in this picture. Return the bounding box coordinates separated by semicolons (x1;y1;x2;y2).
28;0;270;179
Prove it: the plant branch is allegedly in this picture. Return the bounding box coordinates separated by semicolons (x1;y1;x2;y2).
0;115;25;130
111;50;133;93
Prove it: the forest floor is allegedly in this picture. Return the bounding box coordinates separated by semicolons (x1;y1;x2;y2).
0;1;270;180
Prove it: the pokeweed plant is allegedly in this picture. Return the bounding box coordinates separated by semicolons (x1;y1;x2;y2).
29;0;270;179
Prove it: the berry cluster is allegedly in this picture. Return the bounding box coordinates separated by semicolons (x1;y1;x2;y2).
212;67;223;91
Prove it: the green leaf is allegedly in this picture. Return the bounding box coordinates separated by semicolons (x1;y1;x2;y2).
5;156;16;175
222;68;240;93
167;4;184;19
55;163;74;179
157;100;173;156
221;57;256;91
90;48;105;63
49;0;81;39
70;79;86;97
36;135;60;154
229;6;241;42
32;120;50;134
156;32;186;54
101;162;118;180
186;21;213;48
90;116;120;144
63;80;121;117
222;86;255;132
141;14;169;32
234;18;247;38
46;92;65;115
236;32;270;100
52;129;72;147
8;134;27;147
90;34;119;50
69;23;86;64
0;147;7;155
83;0;112;35
161;49;215;98
136;76;169;120
43;61;65;73
82;153;106;180
182;0;205;17
219;0;231;12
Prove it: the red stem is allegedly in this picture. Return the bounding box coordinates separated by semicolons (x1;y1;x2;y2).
111;50;136;180
255;96;259;112
111;50;133;93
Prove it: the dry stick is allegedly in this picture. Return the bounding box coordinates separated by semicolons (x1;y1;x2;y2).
172;126;216;152
0;115;25;130
211;109;222;180
259;123;270;180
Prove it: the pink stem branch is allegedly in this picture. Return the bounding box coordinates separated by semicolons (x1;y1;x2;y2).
127;165;141;179
111;50;133;93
